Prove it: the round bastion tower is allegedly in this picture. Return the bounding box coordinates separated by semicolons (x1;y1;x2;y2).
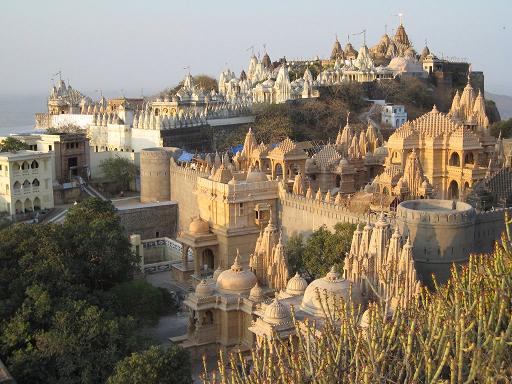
396;199;476;286
140;148;171;203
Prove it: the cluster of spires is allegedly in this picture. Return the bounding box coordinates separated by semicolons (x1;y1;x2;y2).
249;213;289;292
344;213;421;307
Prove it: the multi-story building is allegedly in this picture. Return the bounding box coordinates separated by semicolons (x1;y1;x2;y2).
10;133;90;183
0;151;54;216
381;104;407;128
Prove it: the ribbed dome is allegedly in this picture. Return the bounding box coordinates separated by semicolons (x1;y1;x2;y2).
189;217;209;234
300;266;350;317
212;266;223;282
195;279;213;297
286;272;308;296
263;298;291;325
249;282;264;302
246;167;268;183
216;252;257;295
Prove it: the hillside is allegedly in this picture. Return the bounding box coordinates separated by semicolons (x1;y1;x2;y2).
487;91;512;119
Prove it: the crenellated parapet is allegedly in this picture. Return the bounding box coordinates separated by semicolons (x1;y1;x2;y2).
396;200;476;227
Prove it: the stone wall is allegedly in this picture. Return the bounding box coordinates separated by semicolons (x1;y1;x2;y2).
396;200;509;286
117;202;177;240
169;160;206;232
396;200;476;284
474;208;511;254
278;185;367;239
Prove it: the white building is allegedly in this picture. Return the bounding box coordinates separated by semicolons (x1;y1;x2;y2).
0;151;54;216
381;104;407;128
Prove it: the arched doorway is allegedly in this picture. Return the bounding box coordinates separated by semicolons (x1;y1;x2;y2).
274;163;283;179
24;198;32;212
33;197;41;211
202;249;214;270
15;200;22;213
448;180;459;199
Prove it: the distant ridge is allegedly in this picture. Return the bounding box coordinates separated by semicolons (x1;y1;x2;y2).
486;92;512;120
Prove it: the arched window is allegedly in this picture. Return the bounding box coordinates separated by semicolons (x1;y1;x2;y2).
448;180;459;199
32;178;40;187
21;161;29;170
31;160;39;169
382;186;389;195
464;152;474;165
202;249;214;270
449;152;460;167
274;163;283;179
13;181;21;190
335;175;341;188
33;197;41;211
22;180;30;189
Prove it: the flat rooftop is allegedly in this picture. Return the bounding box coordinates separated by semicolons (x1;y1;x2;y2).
0;150;50;159
112;197;177;211
398;199;474;213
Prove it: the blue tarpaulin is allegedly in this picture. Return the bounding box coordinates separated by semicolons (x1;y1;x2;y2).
177;151;194;162
230;144;243;154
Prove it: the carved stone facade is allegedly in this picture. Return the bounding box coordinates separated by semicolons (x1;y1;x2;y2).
373;75;496;201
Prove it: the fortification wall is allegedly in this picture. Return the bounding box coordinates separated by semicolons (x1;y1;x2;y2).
169;160;209;232
278;186;367;238
396;200;476;284
474;208;511;254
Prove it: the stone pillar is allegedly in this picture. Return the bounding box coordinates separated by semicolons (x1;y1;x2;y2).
193;248;199;275
130;234;144;273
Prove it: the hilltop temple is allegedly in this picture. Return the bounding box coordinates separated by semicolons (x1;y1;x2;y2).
372;74;496;201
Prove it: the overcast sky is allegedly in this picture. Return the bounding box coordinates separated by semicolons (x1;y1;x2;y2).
1;0;511;97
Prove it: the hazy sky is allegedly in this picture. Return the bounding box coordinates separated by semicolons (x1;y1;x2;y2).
1;0;511;97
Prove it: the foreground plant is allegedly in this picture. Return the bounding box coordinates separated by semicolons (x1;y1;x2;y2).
202;218;512;383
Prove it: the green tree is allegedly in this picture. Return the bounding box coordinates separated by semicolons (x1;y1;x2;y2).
63;198;139;291
284;233;305;276
301;223;356;279
46;124;82;134
99;156;137;192
110;280;174;325
0;137;29;152
2;298;140;384
253;104;294;143
193;74;218;92
107;345;192;384
490;117;512;138
0;199;146;383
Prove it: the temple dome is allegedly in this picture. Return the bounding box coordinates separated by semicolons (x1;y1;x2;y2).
300;266;351;317
263;298;291;325
286;272;308;296
212;266;223;281
216;253;257;295
249;282;264;302
388;56;423;74
195;279;213;297
246;167;268;183
189;217;209;234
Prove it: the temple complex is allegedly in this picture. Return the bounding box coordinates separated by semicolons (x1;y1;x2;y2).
372;74;495;201
172;212;421;357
